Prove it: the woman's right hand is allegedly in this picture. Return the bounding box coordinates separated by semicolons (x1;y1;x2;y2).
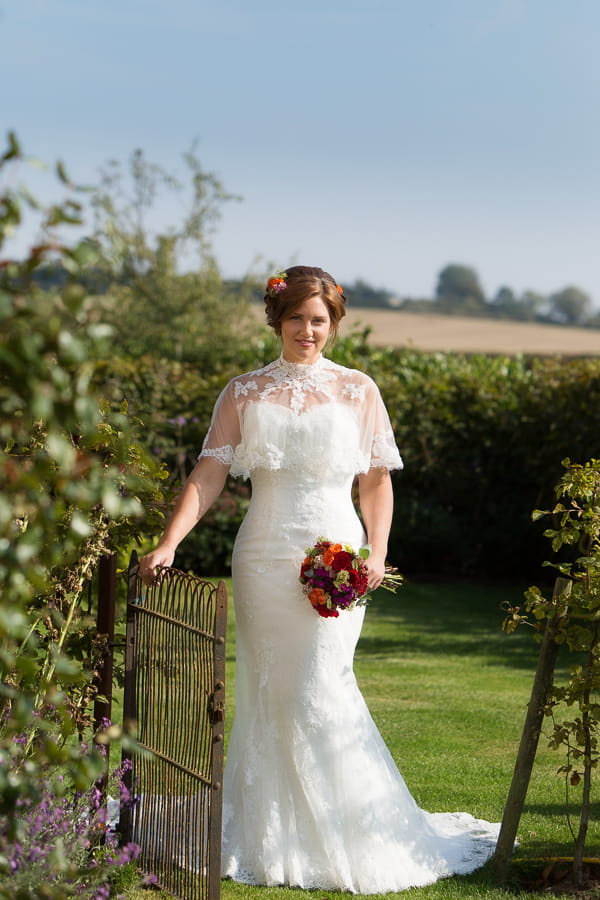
139;544;176;586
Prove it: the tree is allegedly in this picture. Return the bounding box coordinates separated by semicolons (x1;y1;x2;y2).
548;286;592;326
492;287;546;322
86;147;265;368
345;278;394;308
435;264;486;313
492;285;523;320
498;459;600;886
519;289;547;321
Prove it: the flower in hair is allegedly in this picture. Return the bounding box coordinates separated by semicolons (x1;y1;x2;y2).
336;284;344;295
267;272;288;297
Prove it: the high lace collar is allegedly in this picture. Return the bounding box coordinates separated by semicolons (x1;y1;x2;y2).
276;353;327;378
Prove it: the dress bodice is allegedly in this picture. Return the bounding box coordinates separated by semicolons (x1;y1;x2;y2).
199;354;403;479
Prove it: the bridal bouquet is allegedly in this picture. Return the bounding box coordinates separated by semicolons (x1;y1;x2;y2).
299;538;403;618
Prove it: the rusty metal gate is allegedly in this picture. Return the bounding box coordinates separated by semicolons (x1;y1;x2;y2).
120;552;227;900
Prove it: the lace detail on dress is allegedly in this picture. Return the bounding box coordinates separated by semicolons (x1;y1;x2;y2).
371;431;403;469
342;382;367;402
199;444;234;465
246;354;342;416
234;380;258;398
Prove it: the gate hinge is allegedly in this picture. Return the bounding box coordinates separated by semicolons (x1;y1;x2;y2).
208;692;225;724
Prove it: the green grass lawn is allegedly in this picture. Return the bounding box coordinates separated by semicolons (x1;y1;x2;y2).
123;578;599;899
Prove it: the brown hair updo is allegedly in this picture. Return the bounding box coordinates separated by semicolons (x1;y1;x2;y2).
264;265;347;343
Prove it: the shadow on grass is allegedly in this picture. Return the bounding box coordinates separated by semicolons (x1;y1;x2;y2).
523;801;600;819
358;581;557;672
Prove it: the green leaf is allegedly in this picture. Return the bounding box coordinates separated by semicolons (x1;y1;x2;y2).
1;131;20;161
55;159;71;185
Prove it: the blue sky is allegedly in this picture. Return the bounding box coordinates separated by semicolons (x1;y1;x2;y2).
2;0;599;304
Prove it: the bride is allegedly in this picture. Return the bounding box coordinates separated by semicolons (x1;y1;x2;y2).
140;265;499;893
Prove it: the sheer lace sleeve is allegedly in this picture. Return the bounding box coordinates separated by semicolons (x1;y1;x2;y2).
198;381;241;467
362;378;403;471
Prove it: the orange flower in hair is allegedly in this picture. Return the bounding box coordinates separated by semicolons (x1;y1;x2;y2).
266;271;288;297
336;284;344;294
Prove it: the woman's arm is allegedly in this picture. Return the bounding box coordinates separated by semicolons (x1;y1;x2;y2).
139;456;229;584
358;467;394;590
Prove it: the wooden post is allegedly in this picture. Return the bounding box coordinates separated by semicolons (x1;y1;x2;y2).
492;576;571;883
119;551;140;844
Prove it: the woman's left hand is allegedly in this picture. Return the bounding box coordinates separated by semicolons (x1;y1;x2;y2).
364;552;386;591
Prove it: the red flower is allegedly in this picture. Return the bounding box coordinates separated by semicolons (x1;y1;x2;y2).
331;550;353;572
316;605;339;618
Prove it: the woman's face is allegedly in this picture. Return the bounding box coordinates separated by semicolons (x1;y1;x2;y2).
280;295;332;364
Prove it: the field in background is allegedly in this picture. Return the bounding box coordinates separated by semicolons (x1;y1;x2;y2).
250;304;599;355
342;309;600;355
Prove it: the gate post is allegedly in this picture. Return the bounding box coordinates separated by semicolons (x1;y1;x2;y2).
119;550;140;844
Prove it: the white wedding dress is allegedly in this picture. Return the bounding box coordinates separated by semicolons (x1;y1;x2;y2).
200;354;499;893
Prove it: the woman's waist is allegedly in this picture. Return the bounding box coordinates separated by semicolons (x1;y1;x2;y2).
247;477;355;516
248;468;354;493
240;492;363;549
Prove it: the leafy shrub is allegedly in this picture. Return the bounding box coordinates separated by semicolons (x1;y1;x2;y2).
0;746;144;900
0;133;167;839
365;350;600;577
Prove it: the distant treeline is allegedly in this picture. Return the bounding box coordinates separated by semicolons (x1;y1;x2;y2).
331;265;598;329
392;263;599;329
32;260;598;329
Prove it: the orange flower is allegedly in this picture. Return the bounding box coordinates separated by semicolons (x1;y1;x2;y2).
323;543;342;565
309;588;327;607
336;284;344;294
